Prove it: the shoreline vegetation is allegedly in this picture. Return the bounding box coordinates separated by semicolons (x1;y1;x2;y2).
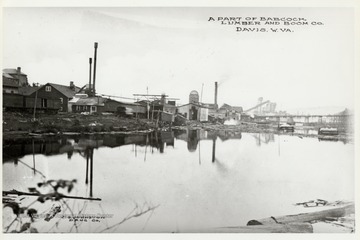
2;111;352;141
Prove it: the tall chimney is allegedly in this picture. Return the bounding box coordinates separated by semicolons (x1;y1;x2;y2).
17;67;21;86
92;42;98;96
214;82;218;109
89;58;92;96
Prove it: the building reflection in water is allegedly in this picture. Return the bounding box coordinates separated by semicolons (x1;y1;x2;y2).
251;133;275;146
173;129;242;164
5;129;348;194
187;130;200;152
3;133;176;198
3;130;349;166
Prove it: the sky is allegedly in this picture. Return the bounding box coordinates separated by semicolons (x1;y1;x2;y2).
2;7;355;113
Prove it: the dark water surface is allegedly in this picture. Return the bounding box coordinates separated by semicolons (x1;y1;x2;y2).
3;130;354;233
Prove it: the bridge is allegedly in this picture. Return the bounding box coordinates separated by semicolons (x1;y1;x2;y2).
253;113;352;125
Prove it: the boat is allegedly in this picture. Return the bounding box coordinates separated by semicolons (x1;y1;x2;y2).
318;127;338;136
278;123;295;131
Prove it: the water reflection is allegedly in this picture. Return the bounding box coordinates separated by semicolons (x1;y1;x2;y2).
251;133;275;146
2;129;244;191
3;129;352;165
3;132;175;162
2;129;354;233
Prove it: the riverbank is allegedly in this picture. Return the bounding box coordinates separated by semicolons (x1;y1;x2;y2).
2;112;352;141
3;115;355;233
2;112;156;140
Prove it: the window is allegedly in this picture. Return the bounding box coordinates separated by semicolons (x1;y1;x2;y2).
41;99;48;108
59;98;63;104
45;86;51;92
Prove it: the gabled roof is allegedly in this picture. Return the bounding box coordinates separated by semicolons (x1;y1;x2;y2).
178;103;210;109
219;103;232;109
70;97;106;106
219;103;243;113
3;78;19;88
3;73;15;79
3;68;27;75
106;99;142;106
47;83;80;98
200;103;217;109
232;106;243;113
163;103;177;108
18;86;39;96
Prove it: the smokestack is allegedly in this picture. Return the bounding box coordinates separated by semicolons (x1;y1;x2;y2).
17;67;22;86
92;42;98;96
214;82;218;109
89;58;92;96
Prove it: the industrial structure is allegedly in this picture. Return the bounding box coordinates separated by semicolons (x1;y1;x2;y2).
2;41;353;130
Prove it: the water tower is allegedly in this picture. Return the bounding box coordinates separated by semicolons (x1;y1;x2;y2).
189;90;199;104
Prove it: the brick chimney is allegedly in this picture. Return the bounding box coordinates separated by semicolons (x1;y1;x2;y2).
17;67;21;81
70;81;75;90
160;94;166;105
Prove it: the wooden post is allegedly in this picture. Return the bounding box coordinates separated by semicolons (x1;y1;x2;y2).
32;139;36;175
151;102;154;121
89;149;93;197
85;150;89;184
156;110;160;128
33;88;38;120
212;138;216;163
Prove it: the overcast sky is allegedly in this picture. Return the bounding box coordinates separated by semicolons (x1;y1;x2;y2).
2;7;355;112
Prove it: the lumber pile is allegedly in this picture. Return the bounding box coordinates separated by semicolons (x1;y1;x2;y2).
194;202;355;233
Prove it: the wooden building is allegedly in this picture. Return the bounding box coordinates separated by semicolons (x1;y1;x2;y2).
177;103;209;122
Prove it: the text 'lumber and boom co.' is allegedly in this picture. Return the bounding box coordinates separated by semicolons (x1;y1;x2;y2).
208;16;324;33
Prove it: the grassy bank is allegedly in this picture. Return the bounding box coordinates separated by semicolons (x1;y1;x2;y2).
2;112;352;142
2;112;156;140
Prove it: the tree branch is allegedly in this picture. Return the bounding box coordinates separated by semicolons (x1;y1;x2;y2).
99;204;160;233
3;189;101;201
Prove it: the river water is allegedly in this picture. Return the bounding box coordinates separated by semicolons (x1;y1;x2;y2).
2;130;354;233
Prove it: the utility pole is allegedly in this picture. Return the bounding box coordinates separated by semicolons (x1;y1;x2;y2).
147;87;149;119
92;42;98;96
200;83;204;103
33;83;39;120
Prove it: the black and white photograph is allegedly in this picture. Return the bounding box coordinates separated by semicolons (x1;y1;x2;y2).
1;1;358;238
